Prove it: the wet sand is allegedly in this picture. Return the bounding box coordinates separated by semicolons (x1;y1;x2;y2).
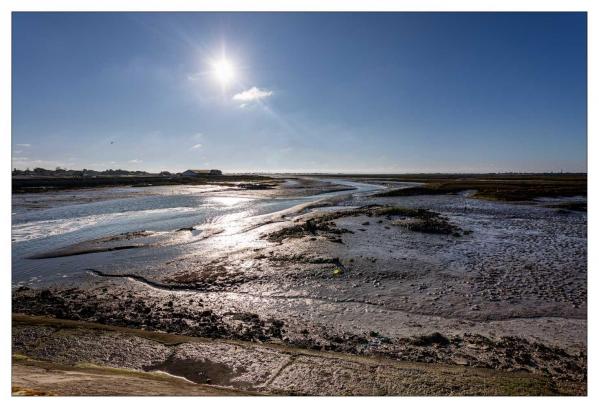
12;175;587;395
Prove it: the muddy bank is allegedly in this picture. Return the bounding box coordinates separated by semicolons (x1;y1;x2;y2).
12;174;277;194
262;205;464;243
319;174;587;202
12;315;584;396
12;285;586;385
28;231;157;259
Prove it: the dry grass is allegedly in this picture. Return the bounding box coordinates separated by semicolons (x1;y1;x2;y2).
375;175;586;201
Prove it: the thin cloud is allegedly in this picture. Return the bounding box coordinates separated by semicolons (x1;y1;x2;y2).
233;87;273;102
190;144;203;150
187;72;202;81
128;159;143;164
16;143;31;147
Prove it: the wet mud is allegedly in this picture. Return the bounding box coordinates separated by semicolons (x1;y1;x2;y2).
12;176;587;395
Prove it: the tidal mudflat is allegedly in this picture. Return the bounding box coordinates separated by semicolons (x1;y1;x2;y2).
12;175;587;395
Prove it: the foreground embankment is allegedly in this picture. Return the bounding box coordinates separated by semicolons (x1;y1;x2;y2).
12;314;582;396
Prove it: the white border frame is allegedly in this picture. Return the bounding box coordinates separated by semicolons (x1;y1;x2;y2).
1;1;594;407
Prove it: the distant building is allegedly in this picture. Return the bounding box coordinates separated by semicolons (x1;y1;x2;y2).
182;169;222;177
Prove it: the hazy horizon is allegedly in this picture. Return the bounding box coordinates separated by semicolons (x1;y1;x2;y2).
11;166;588;176
12;12;587;173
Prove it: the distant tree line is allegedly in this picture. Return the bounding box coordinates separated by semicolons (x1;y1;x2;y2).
12;167;174;177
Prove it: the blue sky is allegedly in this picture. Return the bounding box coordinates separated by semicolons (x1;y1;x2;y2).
12;12;587;173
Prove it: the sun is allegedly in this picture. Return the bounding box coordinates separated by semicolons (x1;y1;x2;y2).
212;58;235;85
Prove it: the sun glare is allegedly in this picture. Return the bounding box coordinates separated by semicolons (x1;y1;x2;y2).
213;58;235;85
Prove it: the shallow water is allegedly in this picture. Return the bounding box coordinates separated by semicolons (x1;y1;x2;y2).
12;179;384;286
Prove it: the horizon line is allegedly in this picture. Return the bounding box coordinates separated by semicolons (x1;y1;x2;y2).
11;167;588;176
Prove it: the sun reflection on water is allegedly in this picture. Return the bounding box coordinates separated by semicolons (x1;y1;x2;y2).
208;196;254;207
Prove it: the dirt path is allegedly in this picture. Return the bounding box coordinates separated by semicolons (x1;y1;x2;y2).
12;362;247;396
